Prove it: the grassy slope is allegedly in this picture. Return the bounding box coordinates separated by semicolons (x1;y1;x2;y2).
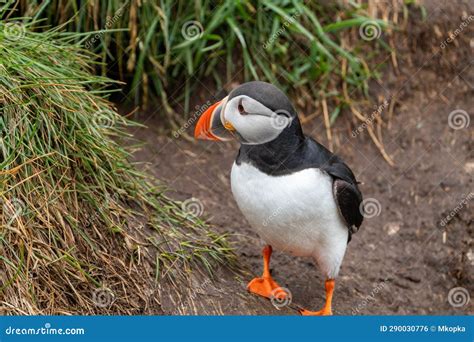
0;19;233;314
14;1;387;127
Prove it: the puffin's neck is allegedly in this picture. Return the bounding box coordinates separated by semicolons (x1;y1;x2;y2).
236;119;307;175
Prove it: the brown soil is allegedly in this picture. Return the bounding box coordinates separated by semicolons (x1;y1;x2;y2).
128;1;473;315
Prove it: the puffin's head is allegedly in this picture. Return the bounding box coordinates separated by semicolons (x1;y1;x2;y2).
194;81;298;145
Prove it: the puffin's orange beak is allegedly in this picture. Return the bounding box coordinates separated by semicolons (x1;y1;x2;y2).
194;100;222;141
194;97;233;141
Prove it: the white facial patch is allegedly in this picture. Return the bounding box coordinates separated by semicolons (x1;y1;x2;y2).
223;95;292;145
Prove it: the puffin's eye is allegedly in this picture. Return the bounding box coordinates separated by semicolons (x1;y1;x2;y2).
238;100;247;115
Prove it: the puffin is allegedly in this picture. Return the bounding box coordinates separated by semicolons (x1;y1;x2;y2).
194;81;363;315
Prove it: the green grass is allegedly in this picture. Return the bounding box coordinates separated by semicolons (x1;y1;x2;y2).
0;15;234;314
7;0;389;130
0;0;395;313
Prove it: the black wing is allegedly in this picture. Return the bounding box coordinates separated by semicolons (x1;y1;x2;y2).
304;138;364;242
332;177;363;241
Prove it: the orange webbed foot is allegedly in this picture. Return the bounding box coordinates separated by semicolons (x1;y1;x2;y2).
299;279;335;316
247;276;287;299
247;245;289;301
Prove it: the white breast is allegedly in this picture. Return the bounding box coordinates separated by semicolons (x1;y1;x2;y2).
231;162;349;278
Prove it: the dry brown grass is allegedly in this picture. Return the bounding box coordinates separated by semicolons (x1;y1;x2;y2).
0;18;234;315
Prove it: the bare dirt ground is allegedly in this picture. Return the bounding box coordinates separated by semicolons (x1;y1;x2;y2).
128;1;472;315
